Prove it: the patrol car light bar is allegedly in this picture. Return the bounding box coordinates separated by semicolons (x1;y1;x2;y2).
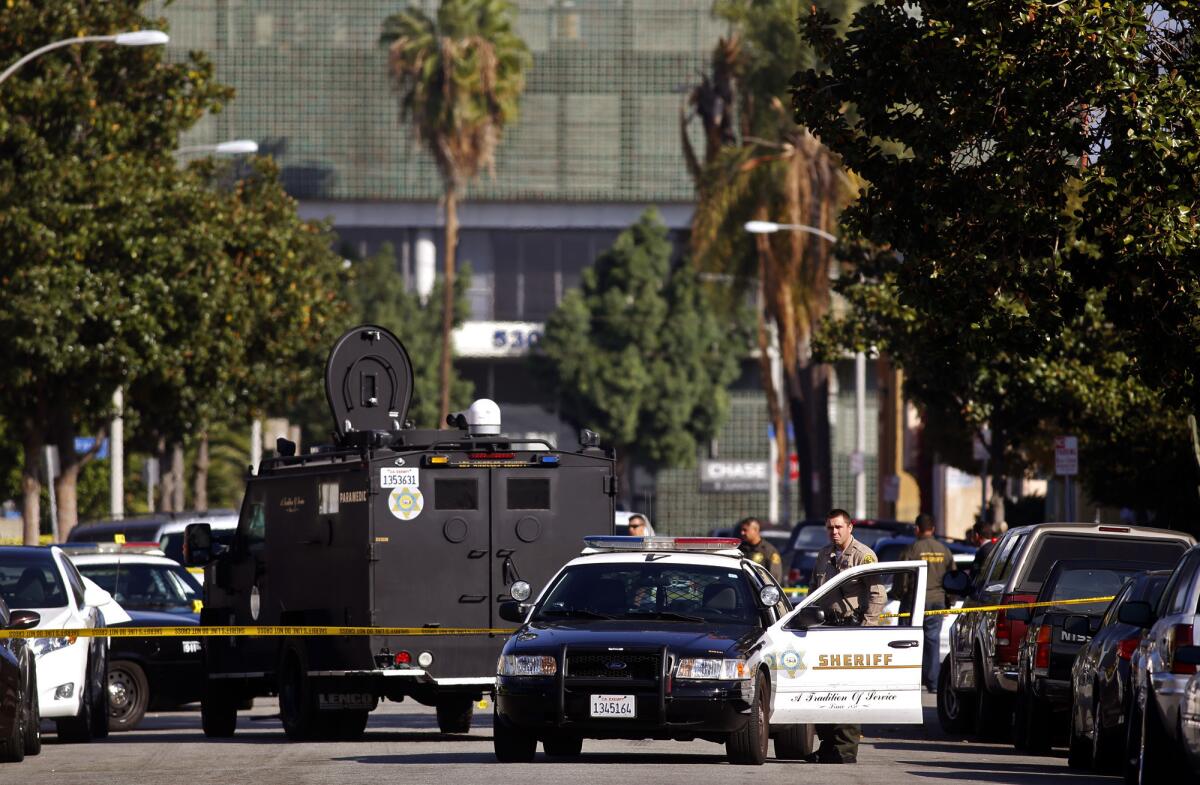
583;536;742;552
59;542;165;556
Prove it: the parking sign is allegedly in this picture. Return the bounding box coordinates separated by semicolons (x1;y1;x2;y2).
1054;436;1078;476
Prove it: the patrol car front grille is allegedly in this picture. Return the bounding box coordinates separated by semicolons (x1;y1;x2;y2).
565;652;660;680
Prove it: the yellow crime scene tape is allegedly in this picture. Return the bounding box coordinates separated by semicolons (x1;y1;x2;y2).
880;594;1116;621
0;597;1118;639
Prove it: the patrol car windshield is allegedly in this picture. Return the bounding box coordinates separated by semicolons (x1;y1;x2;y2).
534;563;759;626
76;562;201;613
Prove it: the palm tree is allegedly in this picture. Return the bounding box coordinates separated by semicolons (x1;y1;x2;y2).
381;0;530;423
683;4;858;519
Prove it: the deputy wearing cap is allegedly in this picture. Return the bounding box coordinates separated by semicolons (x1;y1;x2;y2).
900;512;956;692
736;516;783;582
808;509;886;764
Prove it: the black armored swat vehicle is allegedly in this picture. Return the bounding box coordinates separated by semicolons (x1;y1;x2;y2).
185;325;615;740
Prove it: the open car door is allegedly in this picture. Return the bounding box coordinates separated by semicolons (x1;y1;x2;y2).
761;560;927;724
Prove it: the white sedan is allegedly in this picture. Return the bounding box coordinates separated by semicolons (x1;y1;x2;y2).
0;546;112;742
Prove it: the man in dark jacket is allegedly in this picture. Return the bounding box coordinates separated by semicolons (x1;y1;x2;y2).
736;516;783;582
901;513;956;691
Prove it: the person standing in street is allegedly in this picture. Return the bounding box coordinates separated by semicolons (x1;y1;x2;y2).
736;516;783;582
627;514;648;536
901;513;956;692
808;509;886;764
970;521;996;575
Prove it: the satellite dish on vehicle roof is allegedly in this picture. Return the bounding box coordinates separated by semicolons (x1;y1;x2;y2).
324;325;413;441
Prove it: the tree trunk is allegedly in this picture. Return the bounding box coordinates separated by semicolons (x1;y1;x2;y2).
21;432;42;545
989;427;1007;529
794;360;832;520
158;439;175;513
172;442;186;512
614;450;633;513
54;455;81;542
193;431;210;512
439;186;459;426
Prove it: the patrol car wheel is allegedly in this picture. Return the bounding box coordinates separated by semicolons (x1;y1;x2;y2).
493;708;536;762
773;723;815;759
201;684;238;738
542;733;583;757
107;661;149;732
90;647;110;740
1023;694;1051;754
279;648;321;741
936;656;974;733
436;698;474;734
0;684;25;763
726;673;768;765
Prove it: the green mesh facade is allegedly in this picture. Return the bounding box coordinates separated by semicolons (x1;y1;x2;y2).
156;0;725;202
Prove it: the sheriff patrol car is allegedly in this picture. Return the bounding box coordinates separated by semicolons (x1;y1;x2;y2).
492;536;930;764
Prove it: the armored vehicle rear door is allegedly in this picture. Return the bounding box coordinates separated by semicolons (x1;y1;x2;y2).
490;458;612;624
370;460;492;630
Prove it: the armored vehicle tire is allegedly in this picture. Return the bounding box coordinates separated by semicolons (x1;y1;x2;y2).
726;673;768;765
436;698;474;734
24;667;40;756
321;710;369;741
493;709;537;762
542;733;583;757
107;660;150;731
773;723;815;759
201;684;238;738
936;656;975;733
279;646;321;741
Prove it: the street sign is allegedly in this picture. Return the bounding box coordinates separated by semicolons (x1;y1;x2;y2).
883;474;901;503
1054;436;1078;476
699;460;770;493
849;451;865;476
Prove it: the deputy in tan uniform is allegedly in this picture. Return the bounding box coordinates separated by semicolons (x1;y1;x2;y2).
736;516;783;582
808;509;886;764
901;513;956;691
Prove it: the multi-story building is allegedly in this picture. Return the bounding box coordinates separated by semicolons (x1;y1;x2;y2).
160;0;882;531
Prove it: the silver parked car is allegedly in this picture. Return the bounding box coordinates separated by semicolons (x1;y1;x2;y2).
1121;543;1200;782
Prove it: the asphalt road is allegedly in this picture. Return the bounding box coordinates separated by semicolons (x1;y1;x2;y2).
18;694;1118;784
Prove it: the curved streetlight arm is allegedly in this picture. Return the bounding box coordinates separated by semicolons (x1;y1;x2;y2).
0;31;168;87
743;220;838;244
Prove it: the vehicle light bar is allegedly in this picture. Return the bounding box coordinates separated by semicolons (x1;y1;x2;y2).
59;542;166;555
583;536;742;552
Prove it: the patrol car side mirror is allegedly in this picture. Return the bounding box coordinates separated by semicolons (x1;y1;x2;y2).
942;571;972;596
498;601;529;624
7;610;39;630
184;523;213;566
1117;600;1154;629
791;606;826;629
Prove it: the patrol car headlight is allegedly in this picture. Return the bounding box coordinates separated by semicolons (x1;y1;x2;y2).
676;658;749;680
31;637;74;658
498;655;557;677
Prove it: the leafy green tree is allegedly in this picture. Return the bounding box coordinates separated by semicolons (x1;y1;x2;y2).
794;0;1200;524
684;0;861;518
381;0;530;425
0;2;348;540
343;244;474;429
538;210;742;503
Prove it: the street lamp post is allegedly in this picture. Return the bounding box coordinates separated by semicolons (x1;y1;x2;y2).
0;31;169;87
744;219;868;519
108;137;259;518
173;140;260;156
